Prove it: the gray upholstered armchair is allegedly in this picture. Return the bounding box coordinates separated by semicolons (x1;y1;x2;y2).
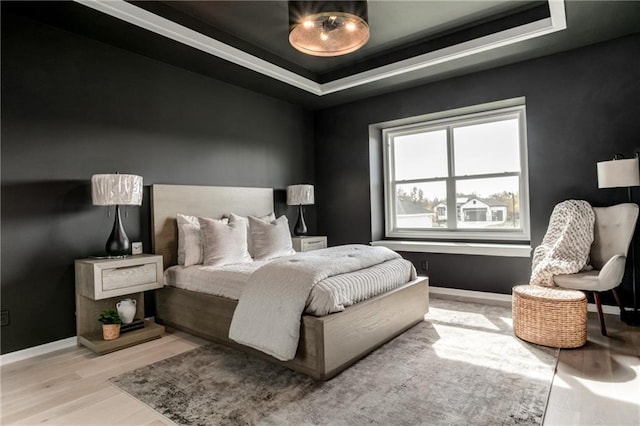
553;203;639;336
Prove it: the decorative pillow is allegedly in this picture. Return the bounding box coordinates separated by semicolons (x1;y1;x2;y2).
180;223;203;266
177;214;228;266
177;214;199;265
248;215;295;261
228;212;276;257
199;217;252;267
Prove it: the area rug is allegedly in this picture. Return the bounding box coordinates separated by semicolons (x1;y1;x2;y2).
110;298;558;425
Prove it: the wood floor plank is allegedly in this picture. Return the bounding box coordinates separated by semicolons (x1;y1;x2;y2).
1;331;203;425
10;387;118;425
1;306;638;425
544;310;640;426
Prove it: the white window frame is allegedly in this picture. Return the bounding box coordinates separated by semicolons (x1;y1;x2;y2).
382;99;530;242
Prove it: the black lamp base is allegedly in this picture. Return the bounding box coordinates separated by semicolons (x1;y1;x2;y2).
621;309;640;326
106;205;131;256
294;204;308;236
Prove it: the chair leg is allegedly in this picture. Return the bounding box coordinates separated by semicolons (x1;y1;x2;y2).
611;288;626;315
593;292;607;336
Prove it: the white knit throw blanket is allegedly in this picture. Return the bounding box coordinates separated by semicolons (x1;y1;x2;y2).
530;200;594;287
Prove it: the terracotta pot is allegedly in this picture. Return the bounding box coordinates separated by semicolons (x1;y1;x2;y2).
102;324;121;341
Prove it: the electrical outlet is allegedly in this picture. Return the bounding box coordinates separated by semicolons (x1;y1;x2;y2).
420;260;428;271
1;310;9;327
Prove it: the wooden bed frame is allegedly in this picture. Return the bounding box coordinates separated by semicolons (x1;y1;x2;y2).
151;184;429;380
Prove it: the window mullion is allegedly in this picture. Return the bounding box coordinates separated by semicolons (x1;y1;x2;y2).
446;126;457;229
396;177;450;185
455;171;521;181
387;136;397;233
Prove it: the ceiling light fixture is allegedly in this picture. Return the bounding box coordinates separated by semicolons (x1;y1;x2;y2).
288;1;370;57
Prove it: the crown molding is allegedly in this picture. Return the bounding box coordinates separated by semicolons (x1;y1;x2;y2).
75;0;566;97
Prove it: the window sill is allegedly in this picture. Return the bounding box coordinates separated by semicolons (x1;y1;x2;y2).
371;240;531;258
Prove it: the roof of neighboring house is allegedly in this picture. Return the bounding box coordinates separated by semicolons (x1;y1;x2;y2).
436;196;508;208
396;199;429;215
461;197;507;208
482;198;507;207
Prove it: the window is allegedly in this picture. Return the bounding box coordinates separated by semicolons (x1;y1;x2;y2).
383;101;529;241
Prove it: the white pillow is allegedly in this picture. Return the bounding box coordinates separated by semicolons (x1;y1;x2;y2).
199;217;252;267
228;212;276;257
180;223;203;266
177;214;199;265
248;215;295;261
177;214;227;266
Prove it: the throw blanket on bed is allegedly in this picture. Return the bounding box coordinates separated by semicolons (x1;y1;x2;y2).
228;244;402;361
530;200;594;287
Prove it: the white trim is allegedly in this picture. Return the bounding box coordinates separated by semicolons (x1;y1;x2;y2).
382;101;530;242
74;0;566;96
321;14;565;95
549;0;568;29
0;336;77;366
372;240;532;257
430;286;512;306
429;286;620;315
74;0;323;95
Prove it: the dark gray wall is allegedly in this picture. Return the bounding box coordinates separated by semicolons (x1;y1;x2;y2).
315;35;640;303
1;11;315;354
3;6;639;356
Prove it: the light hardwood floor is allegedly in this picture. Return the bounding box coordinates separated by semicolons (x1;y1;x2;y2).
544;311;640;425
1;308;638;425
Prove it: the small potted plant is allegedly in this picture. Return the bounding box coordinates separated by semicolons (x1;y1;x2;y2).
98;309;122;341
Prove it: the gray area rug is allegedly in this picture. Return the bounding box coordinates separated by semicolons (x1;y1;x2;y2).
111;298;558;425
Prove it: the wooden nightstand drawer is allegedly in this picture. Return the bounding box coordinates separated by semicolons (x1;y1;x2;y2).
76;254;163;300
292;236;327;252
75;253;165;355
102;263;157;291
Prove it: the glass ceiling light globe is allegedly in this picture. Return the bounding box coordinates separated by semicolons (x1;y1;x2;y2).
288;1;370;57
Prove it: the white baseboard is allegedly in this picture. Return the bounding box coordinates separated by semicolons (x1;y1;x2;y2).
0;336;77;366
0;288;623;366
429;286;620;315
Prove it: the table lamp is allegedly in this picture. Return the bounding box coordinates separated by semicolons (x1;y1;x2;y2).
91;173;143;256
287;184;314;236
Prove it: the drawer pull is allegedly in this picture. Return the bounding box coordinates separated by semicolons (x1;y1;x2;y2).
114;264;148;270
102;263;157;291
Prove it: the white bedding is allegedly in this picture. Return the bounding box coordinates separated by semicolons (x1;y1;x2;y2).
164;251;415;316
229;245;410;360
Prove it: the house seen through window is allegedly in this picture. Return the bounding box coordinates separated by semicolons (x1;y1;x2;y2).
383;100;530;241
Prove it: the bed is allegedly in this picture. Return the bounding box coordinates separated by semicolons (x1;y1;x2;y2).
151;184;429;380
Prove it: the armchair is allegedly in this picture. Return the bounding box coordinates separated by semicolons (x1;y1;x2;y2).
553;203;638;336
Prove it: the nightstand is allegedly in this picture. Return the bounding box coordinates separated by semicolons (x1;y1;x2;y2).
292;236;327;252
75;254;165;354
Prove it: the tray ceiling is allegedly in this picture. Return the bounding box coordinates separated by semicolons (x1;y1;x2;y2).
7;1;640;108
78;0;564;96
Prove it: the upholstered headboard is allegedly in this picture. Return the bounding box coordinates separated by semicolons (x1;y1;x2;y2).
151;184;274;268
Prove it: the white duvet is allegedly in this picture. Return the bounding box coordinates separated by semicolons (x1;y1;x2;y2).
228;244;405;361
164;256;414;316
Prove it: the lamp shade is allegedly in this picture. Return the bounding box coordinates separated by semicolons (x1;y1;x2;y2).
287;184;314;205
597;158;640;189
288;1;369;57
91;174;143;206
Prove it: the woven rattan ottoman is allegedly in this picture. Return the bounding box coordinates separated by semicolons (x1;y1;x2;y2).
512;285;587;348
